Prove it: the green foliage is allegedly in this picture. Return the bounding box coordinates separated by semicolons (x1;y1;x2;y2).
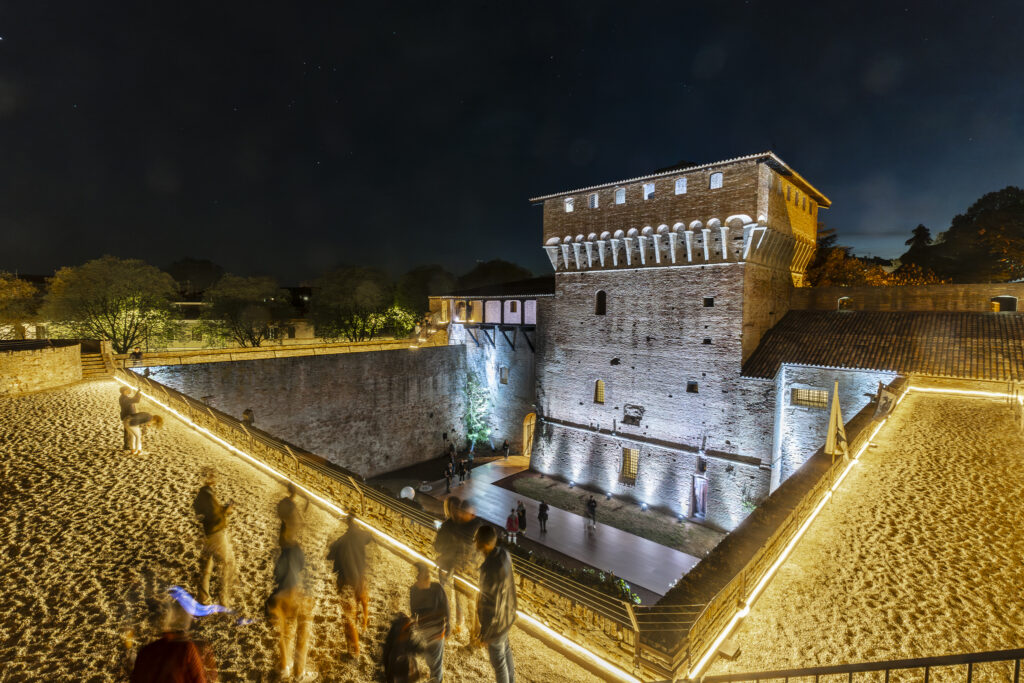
463;371;491;449
395;265;456;314
0;272;39;340
40;256;178;353
310;267;392;342
382;304;418;338
200;274;293;347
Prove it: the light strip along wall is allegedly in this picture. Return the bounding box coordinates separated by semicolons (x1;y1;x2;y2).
114;375;640;683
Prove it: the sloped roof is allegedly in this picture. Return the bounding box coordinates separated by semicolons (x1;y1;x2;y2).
742;310;1024;381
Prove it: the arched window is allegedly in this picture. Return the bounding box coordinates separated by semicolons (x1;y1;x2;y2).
710;172;723;189
595;290;607;315
991;296;1018;312
594;380;605;404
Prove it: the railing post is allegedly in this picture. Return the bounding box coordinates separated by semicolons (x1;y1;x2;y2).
625;601;641;672
967;661;973;683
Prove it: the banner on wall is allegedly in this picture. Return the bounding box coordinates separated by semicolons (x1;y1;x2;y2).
824;380;848;462
873;382;897;419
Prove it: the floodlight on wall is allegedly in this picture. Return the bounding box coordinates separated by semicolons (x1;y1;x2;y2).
640;502;648;511
569;481;575;488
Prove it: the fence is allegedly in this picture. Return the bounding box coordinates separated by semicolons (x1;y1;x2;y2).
702;647;1024;683
632;377;911;681
113;366;650;677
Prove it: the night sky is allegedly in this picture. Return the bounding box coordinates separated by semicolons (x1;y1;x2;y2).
1;1;1022;283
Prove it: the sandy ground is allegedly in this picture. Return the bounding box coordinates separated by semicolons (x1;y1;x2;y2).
710;393;1024;675
0;381;606;682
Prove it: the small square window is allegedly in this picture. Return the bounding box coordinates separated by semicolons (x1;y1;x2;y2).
703;297;714;307
686;382;699;393
702;338;712;345
614;188;625;204
500;366;509;385
709;172;723;189
588;193;598;209
675;177;687;195
564;197;574;212
643;182;655;200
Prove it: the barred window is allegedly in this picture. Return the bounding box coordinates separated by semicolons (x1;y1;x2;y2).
594;379;605;404
588;193;599;209
620;448;639;485
791;388;829;409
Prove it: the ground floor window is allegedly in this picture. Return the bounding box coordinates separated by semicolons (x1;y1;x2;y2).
620;447;639;485
692;475;708;519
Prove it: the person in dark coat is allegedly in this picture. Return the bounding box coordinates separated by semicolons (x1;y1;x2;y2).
382;612;420;683
457;459;467;485
409;561;449;682
501;440;510;459
119;386;142;450
586;495;598;528
472;525;517;683
130;603;215;683
537;501;549;533
327;514;373;656
515;501;527;537
443;462;453;494
277;482;309;547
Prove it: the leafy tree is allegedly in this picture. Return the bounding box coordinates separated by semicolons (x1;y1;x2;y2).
163;258;224;296
310;267;393;342
199;275;293;347
904;224;932;249
0;272;39;340
41;256;179;353
395;265;457;314
807;246;891;287
456;259;533;291
382;304;418;338
463;371;491;452
888;262;948;285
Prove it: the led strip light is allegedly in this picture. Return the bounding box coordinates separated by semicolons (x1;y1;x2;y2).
114;375;640;683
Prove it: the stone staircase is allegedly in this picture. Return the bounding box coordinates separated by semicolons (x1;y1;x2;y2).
80;352;112;380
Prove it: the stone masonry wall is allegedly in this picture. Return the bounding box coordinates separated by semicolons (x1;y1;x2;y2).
143;345;466;478
447;323;537;453
772;364;897;488
741;263;794;362
0;343;82;395
791;283;1024;312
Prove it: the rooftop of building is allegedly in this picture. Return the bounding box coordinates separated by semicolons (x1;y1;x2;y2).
433;275;555;299
529;150;831;207
742;310;1024;381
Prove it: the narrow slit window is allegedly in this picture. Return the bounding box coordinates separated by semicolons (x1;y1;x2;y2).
675;177;687;194
709;172;723;189
594;379;605;404
620;448;639;485
595;290;607;315
588;193;599;209
500;366;509;385
614;188;625;204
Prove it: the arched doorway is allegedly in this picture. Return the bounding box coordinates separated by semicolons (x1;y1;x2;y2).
522;413;537;460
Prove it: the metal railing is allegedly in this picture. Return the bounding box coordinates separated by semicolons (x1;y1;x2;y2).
702;647;1024;683
114;366;656;676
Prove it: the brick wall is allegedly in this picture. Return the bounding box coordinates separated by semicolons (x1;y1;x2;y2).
143;345;466;477
772;365;897;488
791;283;1024;312
447;323;537;452
0;343;82;395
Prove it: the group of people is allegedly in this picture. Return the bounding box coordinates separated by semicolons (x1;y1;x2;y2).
118;385;164;455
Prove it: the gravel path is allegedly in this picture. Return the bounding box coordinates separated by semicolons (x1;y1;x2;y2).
0;380;606;682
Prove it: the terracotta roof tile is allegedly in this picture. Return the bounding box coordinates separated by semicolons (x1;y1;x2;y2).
742;311;1024;381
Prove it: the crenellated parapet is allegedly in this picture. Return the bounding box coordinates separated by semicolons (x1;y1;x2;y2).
542;213;816;279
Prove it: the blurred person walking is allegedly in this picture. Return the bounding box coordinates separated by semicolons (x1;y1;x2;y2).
504;509;518;545
266;541;317;682
409;561;449;682
118;386;142;450
130;601;216;683
515;501;527;538
537;501;549;534
327;514;373;657
586;495;598;529
277;482;309;547
472;525;517;683
123;412;164;455
192;470;235;606
450;499;481;637
501;439;510;459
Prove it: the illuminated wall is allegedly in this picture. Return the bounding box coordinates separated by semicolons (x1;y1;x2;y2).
142;345;467;477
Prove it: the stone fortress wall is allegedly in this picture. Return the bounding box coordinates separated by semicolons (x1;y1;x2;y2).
792;282;1024;312
0;341;82;395
144;345;467;478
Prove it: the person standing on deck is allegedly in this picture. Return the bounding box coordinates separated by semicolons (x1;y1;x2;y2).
586;495;598;529
515;501;527;538
504;509;518;545
537;501;549;533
